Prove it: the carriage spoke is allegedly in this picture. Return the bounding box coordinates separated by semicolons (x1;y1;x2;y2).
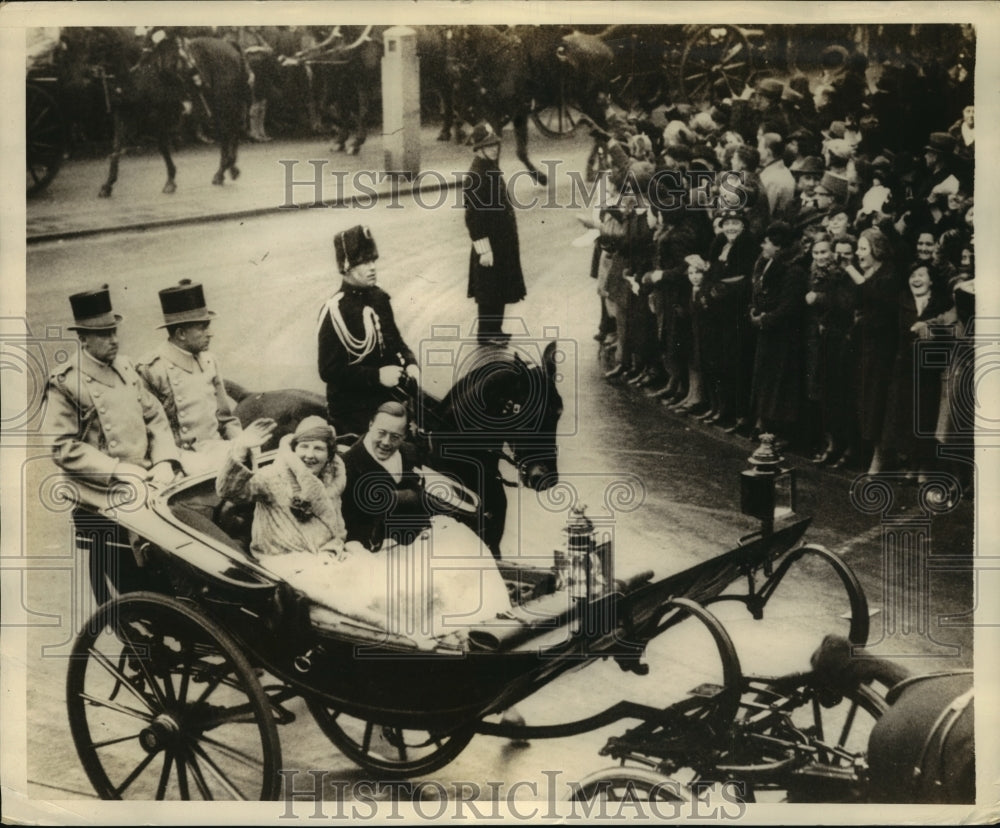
362;721;375;755
89;731;143;750
155;751;174;800
836;700;860;750
176;751;191;800
185;748;215;800
77;691;155;723
199;734;267;770
189;743;249;800
198;702;261;728
88;647;157;713
112;749;158;797
177;641;193;702
121;638;170;710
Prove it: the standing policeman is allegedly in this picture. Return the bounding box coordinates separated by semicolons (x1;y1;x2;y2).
137;279;242;476
43;285;182;601
464;122;527;345
318;225;420;437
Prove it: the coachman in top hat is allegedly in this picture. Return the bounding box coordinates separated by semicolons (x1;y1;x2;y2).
137;279;242;475
317;225;420;437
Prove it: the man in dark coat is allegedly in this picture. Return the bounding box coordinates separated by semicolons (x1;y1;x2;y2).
341;401;429;552
317;225;419;438
463;121;527;345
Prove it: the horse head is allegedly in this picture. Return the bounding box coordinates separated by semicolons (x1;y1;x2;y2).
437;341;563;493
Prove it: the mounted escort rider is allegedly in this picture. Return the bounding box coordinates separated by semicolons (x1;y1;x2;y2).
317;225;421;438
43;286;183;600
137;279;242;476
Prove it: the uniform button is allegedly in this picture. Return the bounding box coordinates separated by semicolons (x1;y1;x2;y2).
100;407;107;414
181;426;189;432
110;440;118;448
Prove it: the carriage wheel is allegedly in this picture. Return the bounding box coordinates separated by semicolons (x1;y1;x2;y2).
680;25;753;104
26;82;65;197
67;592;282;800
733;679;887;802
306;701;476;779
531;75;583;138
567;766;689;806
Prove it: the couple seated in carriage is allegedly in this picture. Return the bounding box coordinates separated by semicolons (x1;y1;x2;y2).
215;401;512;645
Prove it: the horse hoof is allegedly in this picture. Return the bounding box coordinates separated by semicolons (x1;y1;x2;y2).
212;173;224;186
229;166;240;181
98;186;112;198
162;182;176;195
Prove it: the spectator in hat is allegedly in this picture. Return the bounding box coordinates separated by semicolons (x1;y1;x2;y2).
788;155;825;224
43;286;182;601
797;171;847;235
137;280;242;476
318;224;420;438
726;144;769;238
758;132;796;221
730;77;789;145
463;121;527;345
914;132;960;205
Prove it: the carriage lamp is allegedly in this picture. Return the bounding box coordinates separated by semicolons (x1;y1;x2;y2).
562;504;597;602
740;434;796;535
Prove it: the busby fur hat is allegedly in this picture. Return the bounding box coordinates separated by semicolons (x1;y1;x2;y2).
334;225;379;274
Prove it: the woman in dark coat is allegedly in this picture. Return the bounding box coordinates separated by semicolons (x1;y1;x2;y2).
463;122;526;343
701;209;758;429
748;221;806;441
843;226;901;474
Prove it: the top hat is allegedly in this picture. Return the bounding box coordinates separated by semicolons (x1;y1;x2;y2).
157;279;215;328
924;132;956;154
756;78;784;100
68;285;122;332
334;224;379;274
470;121;502;151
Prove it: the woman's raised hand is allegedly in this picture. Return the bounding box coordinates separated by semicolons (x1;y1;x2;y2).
240;418;277;449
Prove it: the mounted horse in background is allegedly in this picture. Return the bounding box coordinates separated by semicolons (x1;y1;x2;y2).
447;25;614;185
98;29;248;197
291;25;383;155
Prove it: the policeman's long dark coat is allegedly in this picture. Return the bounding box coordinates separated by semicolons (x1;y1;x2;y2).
317;283;416;437
463;154;526;306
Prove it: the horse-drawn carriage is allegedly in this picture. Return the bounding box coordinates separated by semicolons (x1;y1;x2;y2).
64;418;914;802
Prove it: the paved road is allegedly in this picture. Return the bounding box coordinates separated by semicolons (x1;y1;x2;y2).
16;127;974;806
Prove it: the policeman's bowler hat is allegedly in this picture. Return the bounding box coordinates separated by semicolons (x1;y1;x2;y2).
157;279;215;328
334;224;379;274
68;285;122;332
470;121;502;151
924;132;956;155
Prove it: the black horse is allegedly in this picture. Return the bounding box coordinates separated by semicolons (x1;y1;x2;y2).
98;30;248;197
224;342;563;558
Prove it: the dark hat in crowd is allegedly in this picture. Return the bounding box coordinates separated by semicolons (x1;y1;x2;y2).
791;155;825;177
157;279;215;328
820;44;850;69
334;224;379;274
68;285;122;332
470;121;502;151
717;208;747;225
757;78;784;100
764;220;796;248
925;132;956;154
788;127;815;143
813;171;849;202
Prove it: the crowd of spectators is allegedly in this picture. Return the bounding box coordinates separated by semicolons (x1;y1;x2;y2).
585;46;975;503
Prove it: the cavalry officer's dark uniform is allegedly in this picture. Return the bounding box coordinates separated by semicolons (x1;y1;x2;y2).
464;122;526;342
317;226;417;437
42;287;180;603
137;280;241;476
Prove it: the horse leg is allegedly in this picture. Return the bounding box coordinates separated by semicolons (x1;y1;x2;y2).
98;113;125;198
513;110;547;186
158;128;177;194
347;85;367;155
228;130;240;180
